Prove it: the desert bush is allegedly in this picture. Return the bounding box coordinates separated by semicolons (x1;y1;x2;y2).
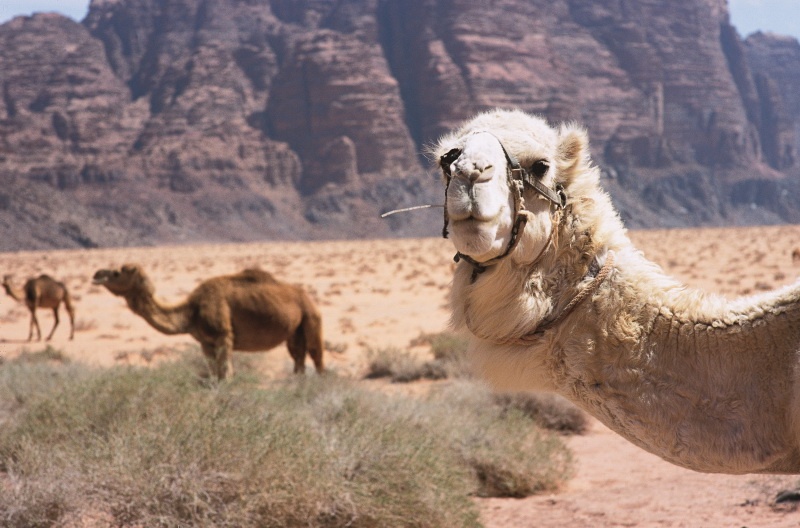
425;381;574;498
493;392;588;435
73;318;97;332
410;331;472;379
426;332;470;363
363;346;443;382
324;340;348;354
365;332;471;383
0;359;90;434
12;345;69;364
0;356;573;526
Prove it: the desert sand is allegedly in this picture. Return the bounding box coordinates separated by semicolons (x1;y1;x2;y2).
2;225;800;526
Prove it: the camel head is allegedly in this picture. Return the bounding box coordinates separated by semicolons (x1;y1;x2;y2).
1;274;29;304
92;264;155;297
432;109;593;267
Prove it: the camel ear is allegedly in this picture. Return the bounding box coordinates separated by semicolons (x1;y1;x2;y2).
556;124;591;182
121;264;139;275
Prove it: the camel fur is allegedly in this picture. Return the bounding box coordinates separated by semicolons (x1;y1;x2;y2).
92;264;324;380
433;108;800;475
2;274;75;341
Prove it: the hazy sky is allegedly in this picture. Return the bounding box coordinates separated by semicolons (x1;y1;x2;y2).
728;0;800;38
0;0;89;24
0;0;797;40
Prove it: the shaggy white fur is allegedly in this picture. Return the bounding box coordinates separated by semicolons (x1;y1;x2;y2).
434;109;800;474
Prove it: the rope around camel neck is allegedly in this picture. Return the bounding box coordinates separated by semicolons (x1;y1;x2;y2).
465;251;615;346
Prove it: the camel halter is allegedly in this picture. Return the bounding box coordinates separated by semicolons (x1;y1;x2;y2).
464;251;616;345
439;136;567;279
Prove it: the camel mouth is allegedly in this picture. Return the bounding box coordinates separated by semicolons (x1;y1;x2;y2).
449;213;498;226
448;217;503;257
91;270;113;285
446;187;505;223
446;192;510;259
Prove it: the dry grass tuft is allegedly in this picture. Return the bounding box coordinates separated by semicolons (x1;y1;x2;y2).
0;355;576;526
493;392;588;435
12;345;70;365
363;347;446;382
73;318;97;333
324;340;348;354
427;381;574;498
365;332;472;382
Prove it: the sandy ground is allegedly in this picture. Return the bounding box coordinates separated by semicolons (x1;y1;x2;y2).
0;237;455;376
2;225;800;526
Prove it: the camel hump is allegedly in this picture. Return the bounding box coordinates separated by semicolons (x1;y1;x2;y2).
234;268;278;283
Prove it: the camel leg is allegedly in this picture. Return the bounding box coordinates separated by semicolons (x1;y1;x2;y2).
28;309;41;341
301;312;325;374
200;342;233;380
64;297;75;340
287;329;307;374
215;345;233;381
46;307;60;341
307;338;325;374
200;343;220;380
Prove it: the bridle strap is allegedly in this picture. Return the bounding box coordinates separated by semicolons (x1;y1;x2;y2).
454;210;532;281
464;251;616;345
514;168;566;208
498;142;566;209
439;135;566;278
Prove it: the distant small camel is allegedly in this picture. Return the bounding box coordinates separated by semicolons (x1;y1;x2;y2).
92;264;325;380
2;274;75;341
792;248;800;264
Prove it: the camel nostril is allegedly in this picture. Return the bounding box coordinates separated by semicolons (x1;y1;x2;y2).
458;166;493;183
461;169;482;183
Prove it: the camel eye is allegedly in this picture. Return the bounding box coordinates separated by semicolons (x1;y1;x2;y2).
440;148;462;173
530;160;549;178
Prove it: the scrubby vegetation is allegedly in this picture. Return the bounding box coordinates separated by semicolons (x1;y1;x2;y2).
493;392;588;435
363;346;448;382
0;350;573;527
365;331;472;382
365;332;588;435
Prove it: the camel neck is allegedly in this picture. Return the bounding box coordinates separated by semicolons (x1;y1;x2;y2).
3;284;25;302
125;289;190;335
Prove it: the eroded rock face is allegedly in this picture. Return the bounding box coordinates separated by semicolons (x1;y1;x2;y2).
744;32;800;171
0;0;798;249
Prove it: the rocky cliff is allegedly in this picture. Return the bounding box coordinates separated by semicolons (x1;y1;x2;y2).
0;0;798;250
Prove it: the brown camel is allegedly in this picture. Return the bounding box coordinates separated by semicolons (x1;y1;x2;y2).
2;274;75;341
92;264;325;380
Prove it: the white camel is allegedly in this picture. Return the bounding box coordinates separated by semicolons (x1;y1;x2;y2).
433;108;800;475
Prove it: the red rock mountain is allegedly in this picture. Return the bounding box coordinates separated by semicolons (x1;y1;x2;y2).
0;0;797;250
